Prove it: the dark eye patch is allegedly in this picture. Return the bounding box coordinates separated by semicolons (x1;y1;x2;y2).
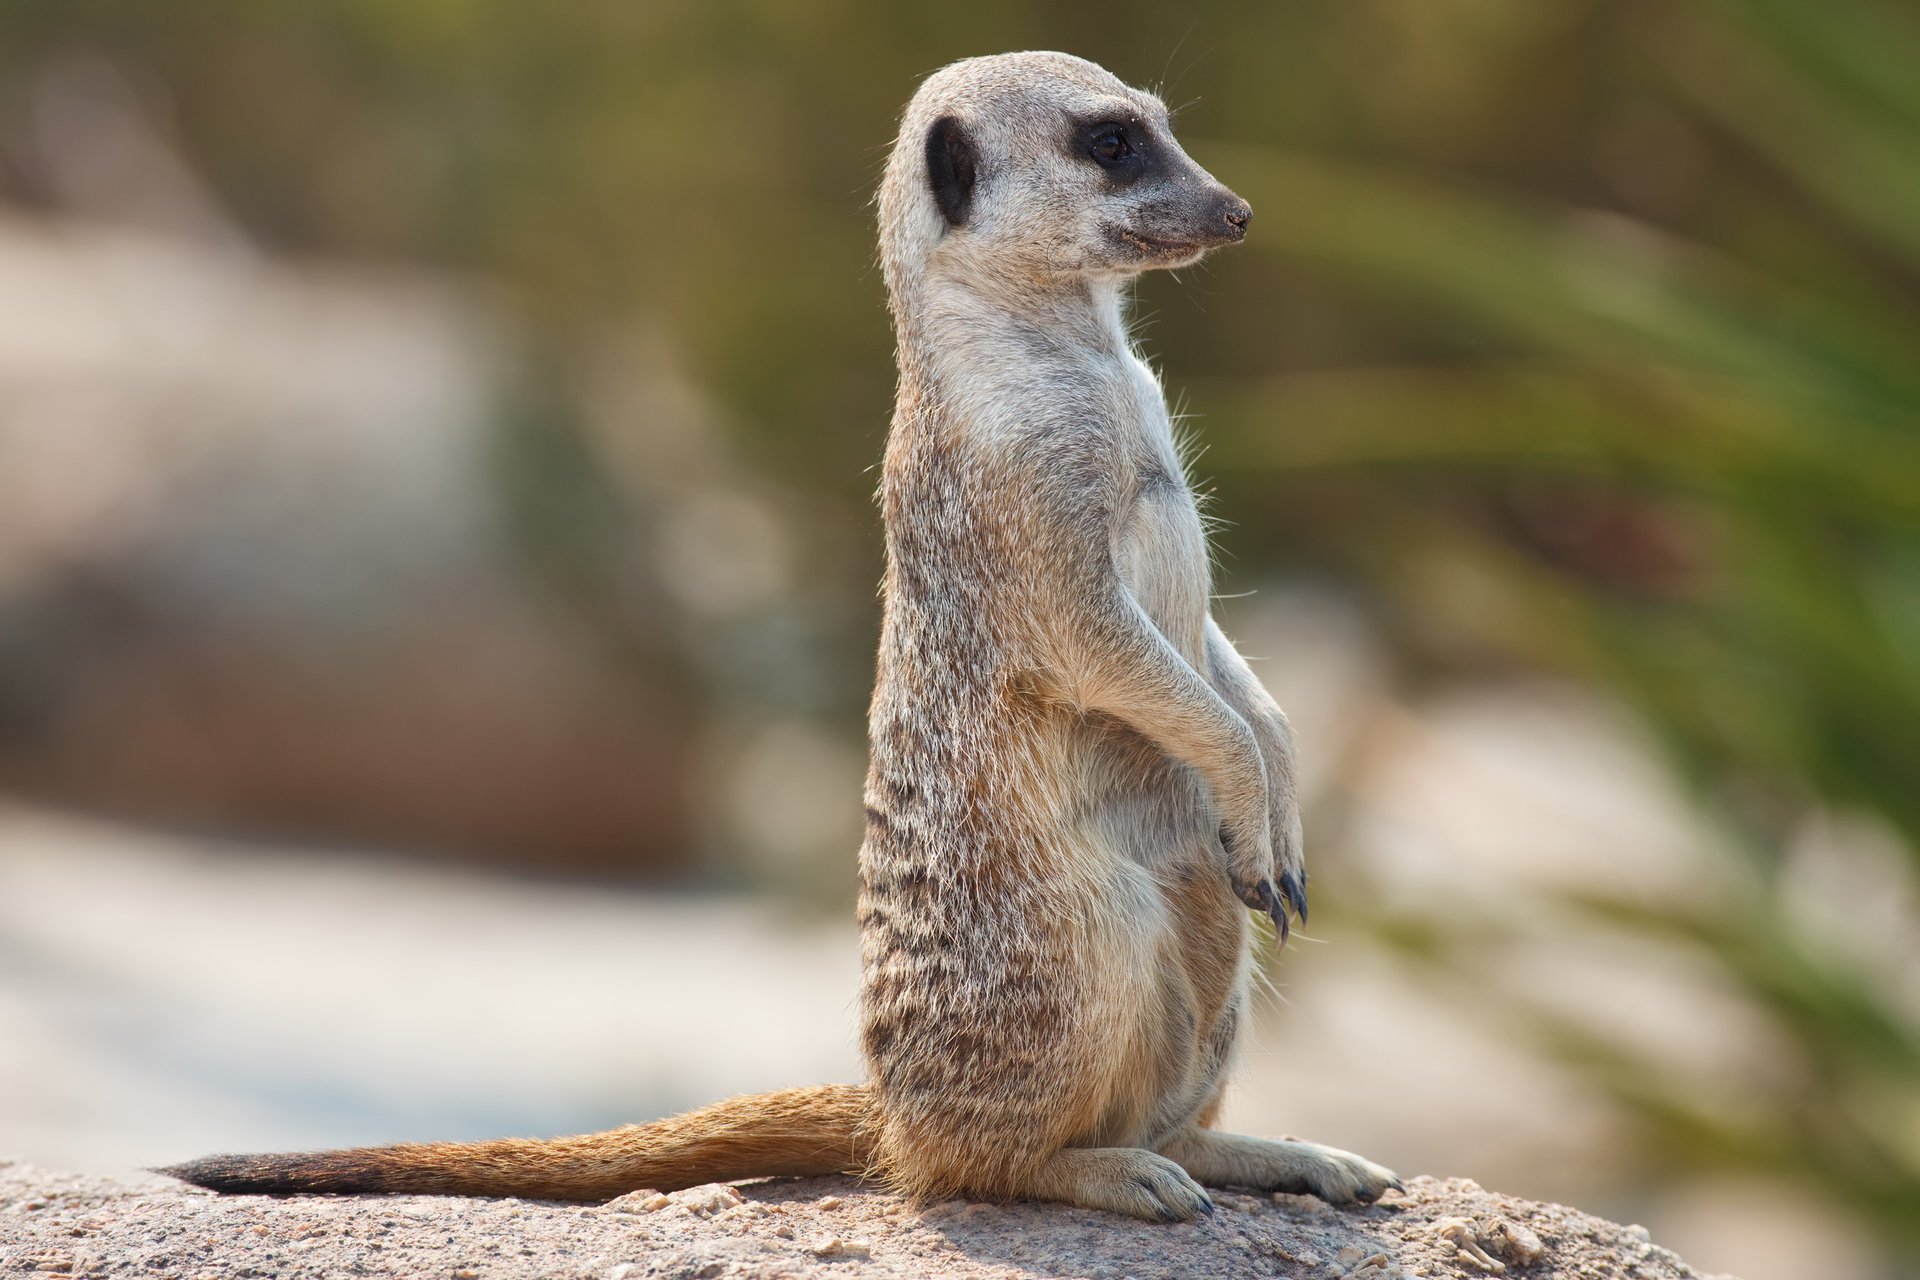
1073;118;1146;183
1088;124;1132;164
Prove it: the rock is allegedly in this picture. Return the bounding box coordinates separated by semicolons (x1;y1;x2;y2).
1490;1217;1546;1265
0;1161;1734;1279
807;1234;872;1258
666;1185;744;1218
604;1189;673;1214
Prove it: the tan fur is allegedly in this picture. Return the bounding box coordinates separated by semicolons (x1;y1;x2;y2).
163;1086;869;1199
160;52;1398;1221
857;50;1393;1220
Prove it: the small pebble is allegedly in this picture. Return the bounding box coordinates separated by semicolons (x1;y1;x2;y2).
667;1185;743;1217
603;1189;672;1214
1349;1257;1402;1280
1491;1217;1545;1264
807;1235;871;1258
1432;1217;1506;1274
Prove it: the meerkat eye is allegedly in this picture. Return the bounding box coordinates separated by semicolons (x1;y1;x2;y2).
1087;124;1134;167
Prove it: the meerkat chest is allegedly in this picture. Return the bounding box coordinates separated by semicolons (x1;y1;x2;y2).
1112;355;1211;662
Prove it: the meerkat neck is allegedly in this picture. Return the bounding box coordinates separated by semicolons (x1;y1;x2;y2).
905;271;1132;368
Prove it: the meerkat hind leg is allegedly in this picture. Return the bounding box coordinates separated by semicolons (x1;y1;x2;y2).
1157;1127;1402;1205
1019;1146;1217;1222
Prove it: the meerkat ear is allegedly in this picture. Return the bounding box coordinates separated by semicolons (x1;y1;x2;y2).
925;115;977;228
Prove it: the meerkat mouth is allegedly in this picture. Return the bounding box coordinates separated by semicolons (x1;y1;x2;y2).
1119;228;1206;256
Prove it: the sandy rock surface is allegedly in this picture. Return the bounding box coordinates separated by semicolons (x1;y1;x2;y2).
0;1160;1729;1280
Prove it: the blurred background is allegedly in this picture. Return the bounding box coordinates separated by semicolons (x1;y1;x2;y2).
0;4;1916;1277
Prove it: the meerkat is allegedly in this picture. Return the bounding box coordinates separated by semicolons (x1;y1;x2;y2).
161;51;1400;1223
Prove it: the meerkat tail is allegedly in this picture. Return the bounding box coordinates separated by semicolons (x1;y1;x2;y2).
156;1083;872;1202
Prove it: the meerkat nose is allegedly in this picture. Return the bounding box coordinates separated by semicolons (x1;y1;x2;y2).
1206;193;1252;245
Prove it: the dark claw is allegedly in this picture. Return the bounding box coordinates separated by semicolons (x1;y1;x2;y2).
1199;1195;1217;1216
1241;878;1292;947
1252;878;1276;912
1278;868;1309;925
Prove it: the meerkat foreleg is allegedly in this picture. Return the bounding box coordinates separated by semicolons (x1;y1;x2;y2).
1155;1126;1403;1205
1204;618;1308;937
1053;588;1276;902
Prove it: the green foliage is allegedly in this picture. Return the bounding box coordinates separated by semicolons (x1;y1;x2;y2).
1188;4;1920;1254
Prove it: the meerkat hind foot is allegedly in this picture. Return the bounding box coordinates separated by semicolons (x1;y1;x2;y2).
1159;1128;1402;1205
1021;1146;1216;1222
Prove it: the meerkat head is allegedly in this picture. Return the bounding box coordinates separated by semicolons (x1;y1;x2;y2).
880;52;1251;296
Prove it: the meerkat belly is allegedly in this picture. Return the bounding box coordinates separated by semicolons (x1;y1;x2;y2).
1064;493;1242;1142
1042;808;1246;1149
1097;425;1216;851
1069;375;1243;1141
1065;843;1249;1147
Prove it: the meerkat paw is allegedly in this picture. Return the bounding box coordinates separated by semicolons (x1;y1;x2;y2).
1023;1146;1216;1222
1158;1128;1402;1206
1223;816;1305;945
1276;1140;1401;1205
